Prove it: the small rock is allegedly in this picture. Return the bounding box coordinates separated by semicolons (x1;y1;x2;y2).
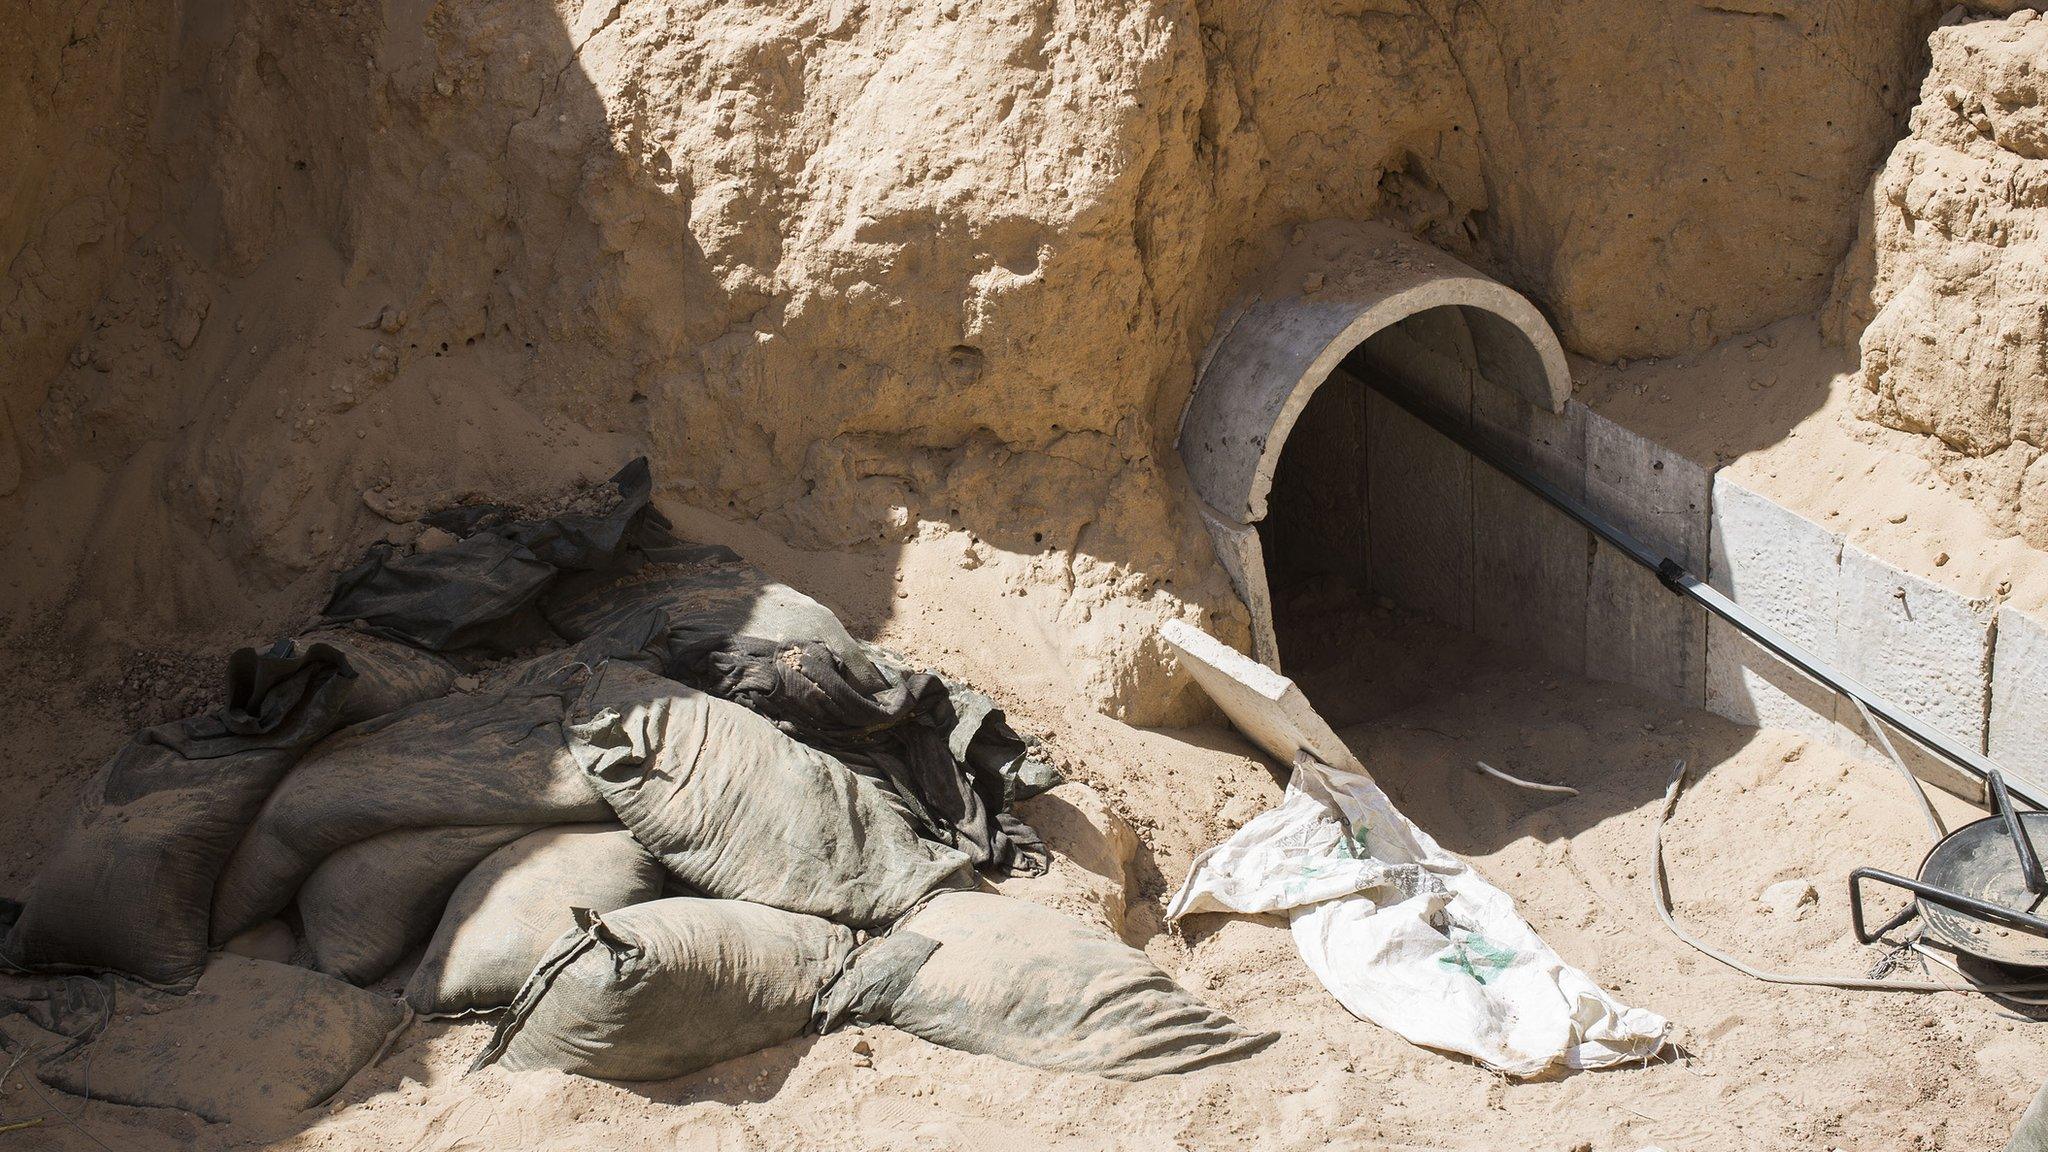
1935;551;1950;567
1760;878;1817;917
1887;512;1908;524
852;1038;872;1056
453;675;481;692
414;526;460;552
362;487;425;524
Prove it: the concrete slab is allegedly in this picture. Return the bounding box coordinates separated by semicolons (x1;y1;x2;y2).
1161;618;1361;773
1586;542;1709;706
1196;503;1279;669
1367;389;1473;631
1344;305;1476;421
1990;605;2048;800
1704;474;1843;740
1472;467;1589;673
1580;405;1711;706
1835;542;1995;800
1472;378;1586;500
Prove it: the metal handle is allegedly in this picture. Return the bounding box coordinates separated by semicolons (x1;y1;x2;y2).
1850;866;2048;945
1989;771;2047;896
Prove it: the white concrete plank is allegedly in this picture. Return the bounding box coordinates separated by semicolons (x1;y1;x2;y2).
1990;605;2048;801
1835;542;1995;800
1161;618;1361;773
1703;474;1842;740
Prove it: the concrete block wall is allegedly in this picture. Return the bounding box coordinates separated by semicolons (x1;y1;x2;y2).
1340;371;2047;801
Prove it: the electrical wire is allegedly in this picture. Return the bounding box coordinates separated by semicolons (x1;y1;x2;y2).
1651;760;2048;995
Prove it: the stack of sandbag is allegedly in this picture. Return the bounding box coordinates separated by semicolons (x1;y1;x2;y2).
474;898;853;1079
209;678;610;950
1;643;359;989
818;891;1277;1080
407;825;665;1016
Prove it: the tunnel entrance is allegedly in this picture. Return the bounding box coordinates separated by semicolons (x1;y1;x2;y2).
1179;220;1707;726
1254;312;1554;728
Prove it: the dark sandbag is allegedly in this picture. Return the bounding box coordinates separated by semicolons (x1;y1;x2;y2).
323;458;668;652
32;955;404;1130
298;824;539;984
293;626;460;724
475;898;852;1080
407;824;664;1016
544;546;885;690
211;681;607;944
2;643;355;990
819;891;1275;1080
567;663;971;928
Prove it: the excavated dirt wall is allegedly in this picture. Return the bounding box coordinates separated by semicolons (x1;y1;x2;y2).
0;0;2012;719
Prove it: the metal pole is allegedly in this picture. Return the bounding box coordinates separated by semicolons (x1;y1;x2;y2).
1362;376;2040;812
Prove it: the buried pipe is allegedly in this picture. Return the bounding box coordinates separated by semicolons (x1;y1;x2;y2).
1362;376;2048;814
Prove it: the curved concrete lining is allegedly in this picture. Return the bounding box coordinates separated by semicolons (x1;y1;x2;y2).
1181;220;1571;525
1177;220;1572;668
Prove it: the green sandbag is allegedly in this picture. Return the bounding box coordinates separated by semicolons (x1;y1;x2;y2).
406;824;664;1016
566;662;971;928
819;891;1276;1080
297;823;540;984
475;897;851;1080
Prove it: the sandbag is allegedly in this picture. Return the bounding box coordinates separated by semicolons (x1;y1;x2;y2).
544;546;885;690
31;955;404;1130
211;681;607;944
670;633;1055;875
475;898;851;1080
2;643;355;990
407;824;664;1016
298;824;539;984
567;662;971;928
819;891;1275;1080
293;626;459;724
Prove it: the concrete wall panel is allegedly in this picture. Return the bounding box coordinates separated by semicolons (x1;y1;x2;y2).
1704;474;1843;740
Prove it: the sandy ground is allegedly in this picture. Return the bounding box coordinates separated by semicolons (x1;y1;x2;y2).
0;503;2038;1152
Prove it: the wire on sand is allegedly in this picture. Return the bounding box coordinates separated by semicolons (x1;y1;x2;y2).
1473;761;1580;796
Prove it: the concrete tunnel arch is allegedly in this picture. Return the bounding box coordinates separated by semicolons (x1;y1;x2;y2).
1177;220;1573;670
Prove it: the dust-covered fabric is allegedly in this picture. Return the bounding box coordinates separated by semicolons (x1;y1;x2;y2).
818;891;1274;1080
666;632;1056;876
544;543;887;690
2;642;357;990
476;898;852;1080
210;681;607;945
290;626;461;725
297;823;541;984
567;661;973;928
322;458;670;652
407;824;665;1016
1167;753;1668;1077
24;956;403;1130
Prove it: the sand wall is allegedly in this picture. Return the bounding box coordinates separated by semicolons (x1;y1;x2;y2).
0;0;2002;718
